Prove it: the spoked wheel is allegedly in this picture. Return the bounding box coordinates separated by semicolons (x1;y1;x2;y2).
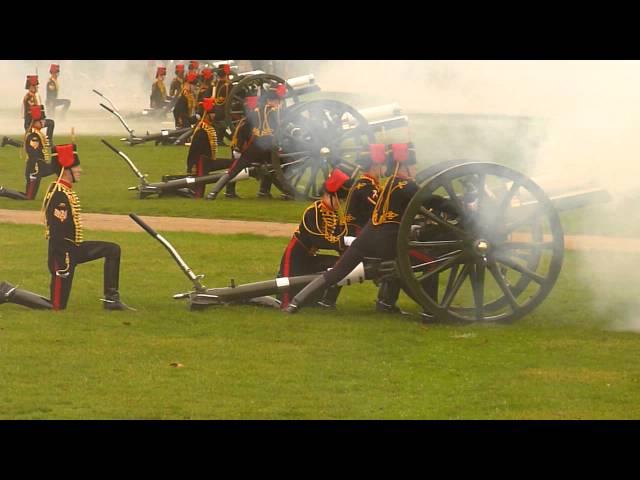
224;74;299;142
271;99;375;200
396;162;564;324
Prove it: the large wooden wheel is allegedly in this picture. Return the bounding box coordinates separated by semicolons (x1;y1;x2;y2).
270;99;375;200
223;74;299;141
396;162;564;324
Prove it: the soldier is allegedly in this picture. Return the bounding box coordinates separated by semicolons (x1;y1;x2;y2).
284;143;421;314
206;83;286;200
197;67;214;102
41;144;131;311
344;143;387;236
213;64;232;146
278;168;353;310
173;71;199;130
0;105;54;201
23;75;55;142
169;64;185;98
186;97;236;199
150;66;170;109
45;64;71;120
22;104;55;199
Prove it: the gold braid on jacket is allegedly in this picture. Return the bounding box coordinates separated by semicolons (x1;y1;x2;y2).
302;201;347;245
24;128;51;163
182;85;196;115
42;181;84;245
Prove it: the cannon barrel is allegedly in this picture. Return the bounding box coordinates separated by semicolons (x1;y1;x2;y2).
509;176;611;212
190;260;374;307
143;167;251;193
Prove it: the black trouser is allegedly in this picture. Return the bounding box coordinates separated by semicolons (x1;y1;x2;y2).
323;223;399;287
46;99;71;118
48;241;121;310
277;237;340;308
187;156;234;199
24;159;53;200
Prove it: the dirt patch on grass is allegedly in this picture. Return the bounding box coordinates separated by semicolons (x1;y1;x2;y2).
2;208;640;251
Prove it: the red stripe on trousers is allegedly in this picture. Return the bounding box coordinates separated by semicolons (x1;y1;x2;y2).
280;237;297;309
27;179;36;199
53;260;62;311
195;156;204;198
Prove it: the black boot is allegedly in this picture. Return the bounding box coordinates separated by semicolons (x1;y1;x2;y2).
375;279;402;314
102;289;131;311
0;281;52;309
224;181;240;199
257;176;273;199
0;186;28;200
317;285;342;309
284;275;329;314
206;173;231;200
2;136;23;148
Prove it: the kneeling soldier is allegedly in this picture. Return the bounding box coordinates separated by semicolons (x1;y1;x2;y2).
42;144;131;311
284;144;420;314
277;168;353;309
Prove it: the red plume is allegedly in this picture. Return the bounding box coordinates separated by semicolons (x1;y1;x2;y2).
391;143;409;163
245;96;258;110
369;144;387;164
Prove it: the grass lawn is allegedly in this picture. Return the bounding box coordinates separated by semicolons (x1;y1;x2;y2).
1;224;639;419
1;127;634;235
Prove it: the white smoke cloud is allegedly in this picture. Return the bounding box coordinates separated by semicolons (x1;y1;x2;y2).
1;60;638;329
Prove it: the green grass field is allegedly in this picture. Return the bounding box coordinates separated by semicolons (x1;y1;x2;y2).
1;128;636;236
1;118;639;419
1;224;640;419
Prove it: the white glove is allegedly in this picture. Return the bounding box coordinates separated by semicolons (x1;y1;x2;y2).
343;236;356;247
232;150;242;160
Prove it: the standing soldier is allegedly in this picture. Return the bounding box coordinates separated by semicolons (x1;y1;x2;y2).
23;75;55;142
213;63;232;146
45;64;71;120
185;97;236;199
206;83;286;200
277;168;353;310
284;143;421;314
150;66;169;109
173;71;198;129
42;144;131;311
169;64;185;98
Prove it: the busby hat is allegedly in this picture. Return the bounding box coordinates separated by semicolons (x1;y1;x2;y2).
357;143;387;168
156;66;167;78
29;105;46;121
245;96;258;110
200;97;215;113
25;75;39;89
216;64;231;76
185;71;198;84
385;142;417;174
49;64;60;74
323;168;352;196
51;144;80;174
201;67;213;81
264;83;287;101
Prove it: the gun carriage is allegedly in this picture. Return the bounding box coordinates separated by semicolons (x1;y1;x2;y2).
129;156;609;323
